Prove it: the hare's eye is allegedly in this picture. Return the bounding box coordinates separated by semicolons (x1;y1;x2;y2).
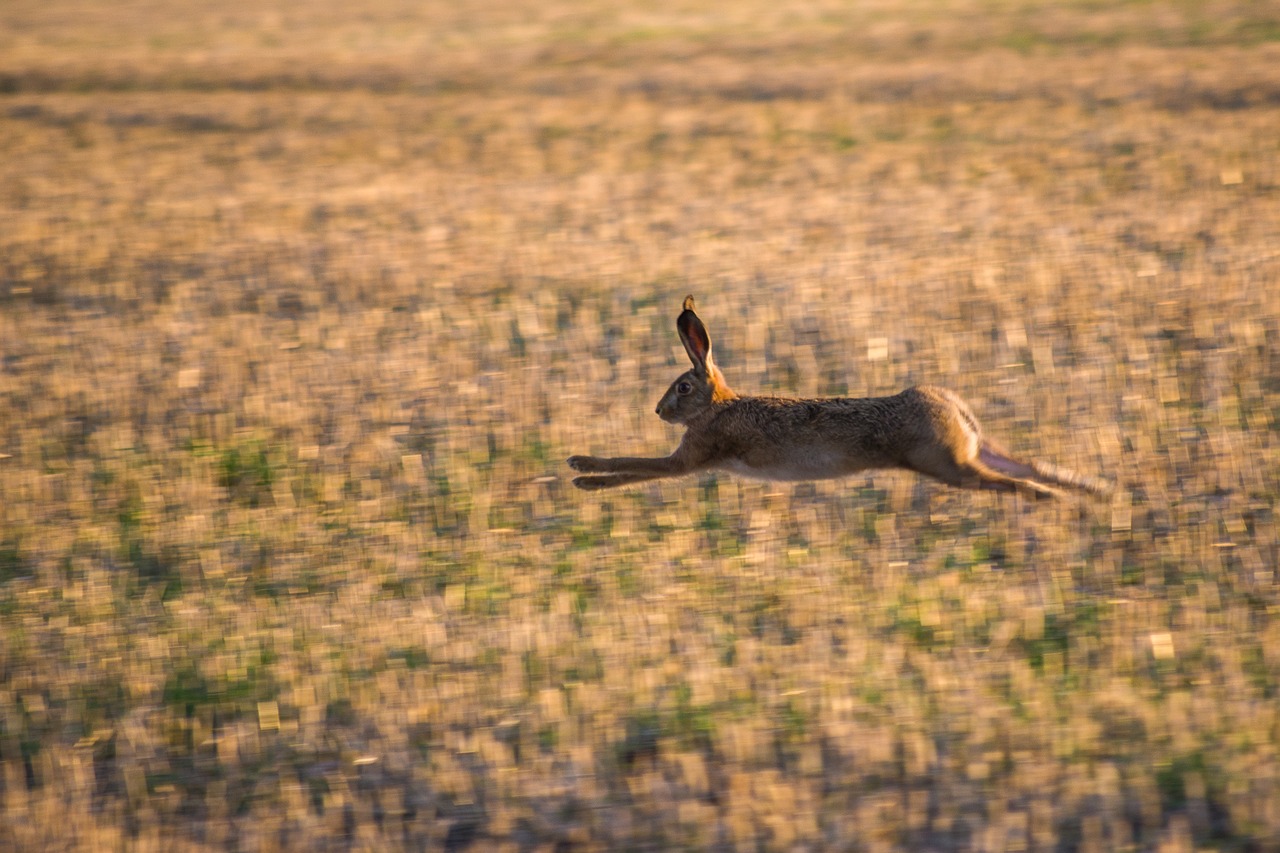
677;381;693;395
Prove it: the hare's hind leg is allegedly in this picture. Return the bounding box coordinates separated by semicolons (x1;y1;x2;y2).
977;443;1040;481
905;443;1055;497
976;443;1065;498
900;386;1042;495
980;443;1111;497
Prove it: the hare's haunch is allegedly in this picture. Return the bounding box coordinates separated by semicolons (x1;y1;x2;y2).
568;296;1110;498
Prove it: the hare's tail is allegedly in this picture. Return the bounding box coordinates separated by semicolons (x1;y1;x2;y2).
979;443;1112;499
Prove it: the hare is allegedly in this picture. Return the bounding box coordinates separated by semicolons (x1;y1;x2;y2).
568;296;1110;498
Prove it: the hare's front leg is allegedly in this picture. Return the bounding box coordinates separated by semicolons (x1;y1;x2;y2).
567;453;692;490
569;471;668;490
565;455;611;474
567;454;684;475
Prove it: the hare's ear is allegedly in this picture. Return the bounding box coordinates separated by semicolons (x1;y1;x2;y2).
677;295;713;371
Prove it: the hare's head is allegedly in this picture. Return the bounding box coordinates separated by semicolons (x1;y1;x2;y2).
655;296;736;424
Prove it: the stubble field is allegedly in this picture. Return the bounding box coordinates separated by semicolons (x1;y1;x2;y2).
2;1;1280;850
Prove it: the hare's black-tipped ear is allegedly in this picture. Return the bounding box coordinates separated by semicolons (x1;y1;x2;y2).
677;295;712;370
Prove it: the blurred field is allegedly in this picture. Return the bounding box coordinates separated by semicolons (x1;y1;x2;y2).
3;0;1280;849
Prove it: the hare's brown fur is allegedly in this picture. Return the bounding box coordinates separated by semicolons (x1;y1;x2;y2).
568;297;1110;498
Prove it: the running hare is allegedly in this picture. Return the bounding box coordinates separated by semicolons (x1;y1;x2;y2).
568;296;1109;498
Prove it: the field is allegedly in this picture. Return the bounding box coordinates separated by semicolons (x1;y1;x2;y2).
3;0;1280;849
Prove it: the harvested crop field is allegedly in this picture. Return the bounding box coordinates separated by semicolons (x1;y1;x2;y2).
2;1;1280;849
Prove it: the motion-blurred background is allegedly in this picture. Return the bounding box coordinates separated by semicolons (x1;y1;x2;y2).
2;1;1279;849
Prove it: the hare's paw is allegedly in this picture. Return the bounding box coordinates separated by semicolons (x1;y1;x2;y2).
567;455;604;473
572;475;612;491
